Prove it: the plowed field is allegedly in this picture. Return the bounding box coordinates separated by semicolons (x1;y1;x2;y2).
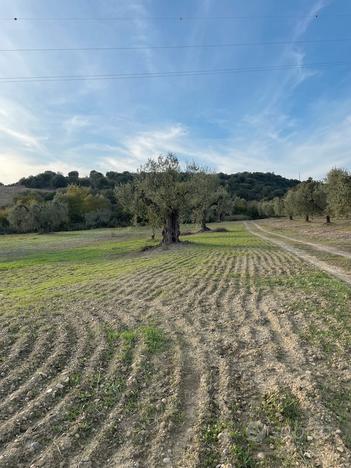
1;224;350;467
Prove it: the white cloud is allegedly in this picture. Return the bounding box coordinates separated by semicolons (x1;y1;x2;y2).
0;97;48;155
0;125;45;150
63;115;94;135
97;124;188;171
0;153;77;184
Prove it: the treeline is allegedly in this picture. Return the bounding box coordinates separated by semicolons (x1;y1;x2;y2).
0;164;299;234
0;185;129;234
17;170;134;190
1;162;349;237
16;168;298;200
257;168;351;222
218;172;298;200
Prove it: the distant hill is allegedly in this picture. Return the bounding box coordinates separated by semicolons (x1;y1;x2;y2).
218;172;299;201
0;169;299;208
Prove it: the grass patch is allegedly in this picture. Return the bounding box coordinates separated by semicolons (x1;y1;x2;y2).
103;325;166;355
229;429;256;467
261;388;302;426
201;421;225;467
141;326;166;353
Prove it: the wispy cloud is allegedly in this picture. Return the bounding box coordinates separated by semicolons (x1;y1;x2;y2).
0;126;44;150
0;0;349;186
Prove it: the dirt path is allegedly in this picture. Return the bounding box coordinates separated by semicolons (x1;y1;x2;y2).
245;222;351;286
254;222;351;259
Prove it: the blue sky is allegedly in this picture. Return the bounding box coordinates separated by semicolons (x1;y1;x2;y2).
0;0;351;184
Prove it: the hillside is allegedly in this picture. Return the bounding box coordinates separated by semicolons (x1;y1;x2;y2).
8;169;299;202
0;185;55;208
218;171;299;200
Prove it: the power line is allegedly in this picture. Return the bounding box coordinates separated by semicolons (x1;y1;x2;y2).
1;38;350;53
0;61;349;84
1;13;351;22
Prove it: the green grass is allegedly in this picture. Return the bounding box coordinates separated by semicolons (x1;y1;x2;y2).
261;388;302;426
62;324;167;439
229;429;256;468
0;222;269;314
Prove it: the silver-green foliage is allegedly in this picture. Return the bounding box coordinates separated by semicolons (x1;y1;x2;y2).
326;168;351;218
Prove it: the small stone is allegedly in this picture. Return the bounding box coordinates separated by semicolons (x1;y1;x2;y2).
46;388;53;393
56;383;64;390
80;462;92;468
256;452;265;460
307;435;313;441
25;440;41;452
161;398;167;404
336;446;344;453
162;457;171;464
304;452;312;459
127;376;135;386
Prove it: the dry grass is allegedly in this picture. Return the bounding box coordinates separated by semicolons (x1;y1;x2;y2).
259;218;351;250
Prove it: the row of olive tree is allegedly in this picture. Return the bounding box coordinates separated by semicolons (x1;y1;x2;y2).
270;168;351;223
7;201;69;233
5;185;119;233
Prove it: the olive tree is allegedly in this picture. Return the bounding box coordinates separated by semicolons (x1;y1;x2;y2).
7;204;33;232
31;201;69;232
7;200;68;233
294;178;326;222
273;197;285;217
189;168;219;231
284;189;298;220
326;168;351;219
214;186;232;221
116;154;190;244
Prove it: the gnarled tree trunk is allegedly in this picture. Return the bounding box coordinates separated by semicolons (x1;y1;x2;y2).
200;210;211;232
326;215;331;224
305;215;310;222
289;215;293;221
162;210;180;244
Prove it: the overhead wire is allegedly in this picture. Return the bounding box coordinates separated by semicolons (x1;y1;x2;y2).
0;13;351;22
0;38;350;53
0;61;349;84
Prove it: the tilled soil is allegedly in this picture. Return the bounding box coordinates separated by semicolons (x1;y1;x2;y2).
0;227;351;467
246;222;351;286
